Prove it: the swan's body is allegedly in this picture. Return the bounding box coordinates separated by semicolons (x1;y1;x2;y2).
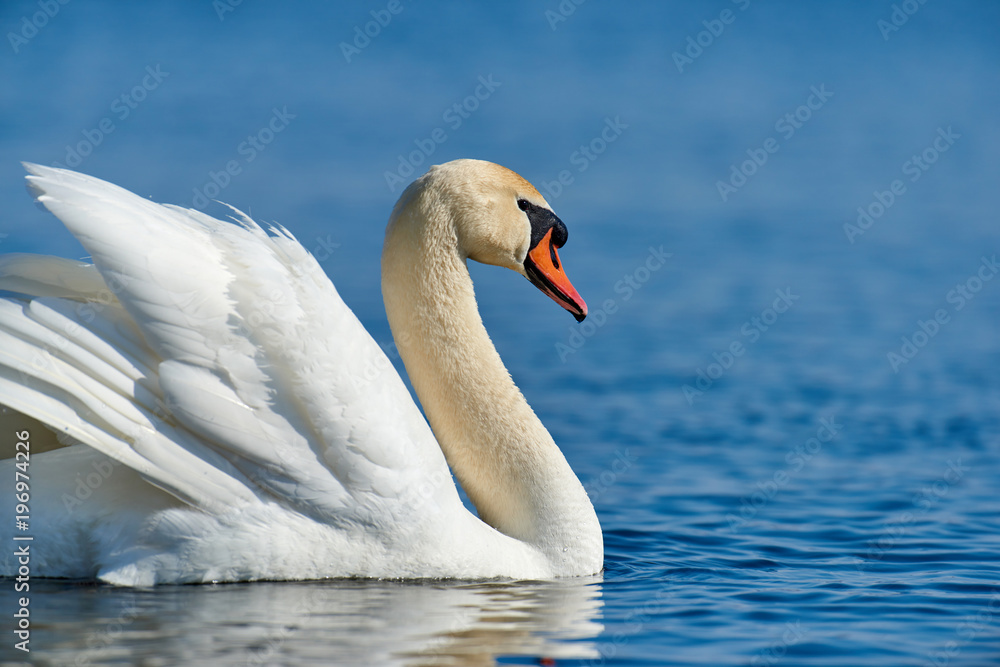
0;160;602;584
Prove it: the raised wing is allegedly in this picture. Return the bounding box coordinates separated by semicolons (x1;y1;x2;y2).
2;164;460;530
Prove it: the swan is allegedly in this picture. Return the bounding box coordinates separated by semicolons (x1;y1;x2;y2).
0;160;603;585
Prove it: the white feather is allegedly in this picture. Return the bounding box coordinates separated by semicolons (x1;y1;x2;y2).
0;162;598;584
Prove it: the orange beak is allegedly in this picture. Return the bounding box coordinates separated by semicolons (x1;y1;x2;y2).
524;227;588;322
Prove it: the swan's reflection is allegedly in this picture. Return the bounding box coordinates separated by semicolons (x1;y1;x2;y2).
23;576;603;665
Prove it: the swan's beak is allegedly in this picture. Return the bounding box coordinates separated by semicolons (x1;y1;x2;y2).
524;228;588;322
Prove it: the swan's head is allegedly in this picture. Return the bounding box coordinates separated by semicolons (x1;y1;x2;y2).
409;159;588;322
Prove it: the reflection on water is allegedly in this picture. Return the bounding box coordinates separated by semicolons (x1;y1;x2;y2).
3;577;603;666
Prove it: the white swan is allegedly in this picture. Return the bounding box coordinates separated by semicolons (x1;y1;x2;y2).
0;160;602;585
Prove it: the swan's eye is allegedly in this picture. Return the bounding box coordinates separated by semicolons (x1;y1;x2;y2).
517;199;530;212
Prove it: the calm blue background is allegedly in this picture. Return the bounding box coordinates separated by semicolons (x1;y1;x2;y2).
1;1;999;665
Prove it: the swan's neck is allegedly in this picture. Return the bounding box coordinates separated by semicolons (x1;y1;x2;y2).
381;195;601;573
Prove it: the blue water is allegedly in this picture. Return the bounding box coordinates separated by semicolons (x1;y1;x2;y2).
2;1;999;665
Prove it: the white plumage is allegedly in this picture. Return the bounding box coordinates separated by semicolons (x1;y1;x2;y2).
0;161;602;584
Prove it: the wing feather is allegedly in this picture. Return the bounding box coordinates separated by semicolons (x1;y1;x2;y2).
4;164;461;535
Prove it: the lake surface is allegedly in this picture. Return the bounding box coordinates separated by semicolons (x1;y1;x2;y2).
2;1;999;665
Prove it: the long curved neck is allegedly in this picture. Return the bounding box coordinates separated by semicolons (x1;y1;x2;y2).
381;189;601;573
